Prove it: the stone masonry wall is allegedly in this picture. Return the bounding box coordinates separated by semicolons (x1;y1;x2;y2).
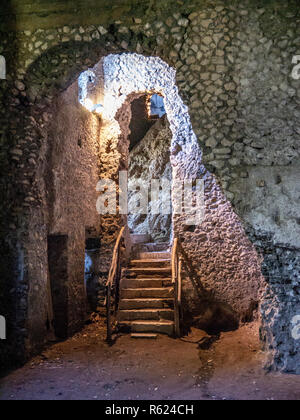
80;52;265;346
0;0;299;373
128;116;172;242
24;80;101;356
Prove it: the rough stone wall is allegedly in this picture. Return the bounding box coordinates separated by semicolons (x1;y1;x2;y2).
80;52;265;333
26;81;101;353
0;69;101;364
128;116;172;242
96;93;132;273
260;243;300;373
0;0;299;372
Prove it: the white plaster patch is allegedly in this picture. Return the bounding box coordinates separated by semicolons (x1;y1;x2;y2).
78;70;97;110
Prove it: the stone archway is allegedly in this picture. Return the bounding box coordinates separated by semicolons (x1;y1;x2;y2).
79;53;267;336
79;54;203;180
0;1;298;376
0;48;268;368
79;53;204;257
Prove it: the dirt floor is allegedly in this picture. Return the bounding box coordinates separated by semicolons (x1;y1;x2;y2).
0;320;300;401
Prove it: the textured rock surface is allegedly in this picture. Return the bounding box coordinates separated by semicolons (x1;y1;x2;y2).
129;95;156;150
0;0;299;373
128;116;172;242
28;82;101;349
80;52;265;338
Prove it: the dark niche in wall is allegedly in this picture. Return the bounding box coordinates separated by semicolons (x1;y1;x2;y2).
129;94;167;151
85;228;101;312
48;235;69;339
129;95;156;150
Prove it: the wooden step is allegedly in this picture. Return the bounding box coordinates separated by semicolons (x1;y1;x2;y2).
119;320;174;336
122;278;172;289
134;242;170;253
131;333;158;339
144;242;170;251
130;234;151;244
121;287;174;299
118;308;174;321
138;252;171;260
119;298;174;310
126;267;172;278
130;259;171;268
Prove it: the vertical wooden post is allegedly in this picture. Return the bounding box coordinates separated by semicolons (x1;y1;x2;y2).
174;280;180;337
106;285;112;343
178;256;182;325
172;238;181;337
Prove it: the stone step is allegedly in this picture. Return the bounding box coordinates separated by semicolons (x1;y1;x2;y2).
119;298;174;310
121;287;174;299
138;251;171;260
130;259;171;268
134;242;170;253
126;267;172;278
122;278;172;289
119;320;174;336
118;309;174;321
131;333;158;339
130;234;151;244
144;242;170;251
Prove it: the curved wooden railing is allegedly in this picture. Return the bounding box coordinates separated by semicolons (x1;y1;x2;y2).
106;225;132;343
171;238;183;337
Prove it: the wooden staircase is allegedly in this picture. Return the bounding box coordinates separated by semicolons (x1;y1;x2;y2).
118;235;175;336
118;252;175;336
105;230;182;341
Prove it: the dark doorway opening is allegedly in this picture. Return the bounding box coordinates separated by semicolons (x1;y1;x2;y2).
128;94;167;151
85;229;101;313
128;94;172;243
129;95;155;151
48;235;69;339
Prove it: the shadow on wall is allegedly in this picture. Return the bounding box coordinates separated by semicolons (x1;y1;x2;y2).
174;171;265;336
0;3;24;371
257;234;300;373
23;40;119;105
128;115;172;243
178;243;240;335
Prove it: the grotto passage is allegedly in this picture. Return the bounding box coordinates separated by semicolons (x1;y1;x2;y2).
0;0;300;403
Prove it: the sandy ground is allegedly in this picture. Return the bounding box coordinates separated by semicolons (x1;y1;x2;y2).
0;320;299;401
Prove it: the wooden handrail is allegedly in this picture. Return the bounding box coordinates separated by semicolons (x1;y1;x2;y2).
107;226;125;288
178;257;182;305
173;238;209;332
176;239;206;299
171;238;178;285
172;237;182;337
106;225;131;343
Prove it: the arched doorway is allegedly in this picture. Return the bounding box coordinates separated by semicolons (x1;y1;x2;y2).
79;53;203;244
79;53;266;336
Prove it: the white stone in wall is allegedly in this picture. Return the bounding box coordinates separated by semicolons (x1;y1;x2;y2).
78;53;203;181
